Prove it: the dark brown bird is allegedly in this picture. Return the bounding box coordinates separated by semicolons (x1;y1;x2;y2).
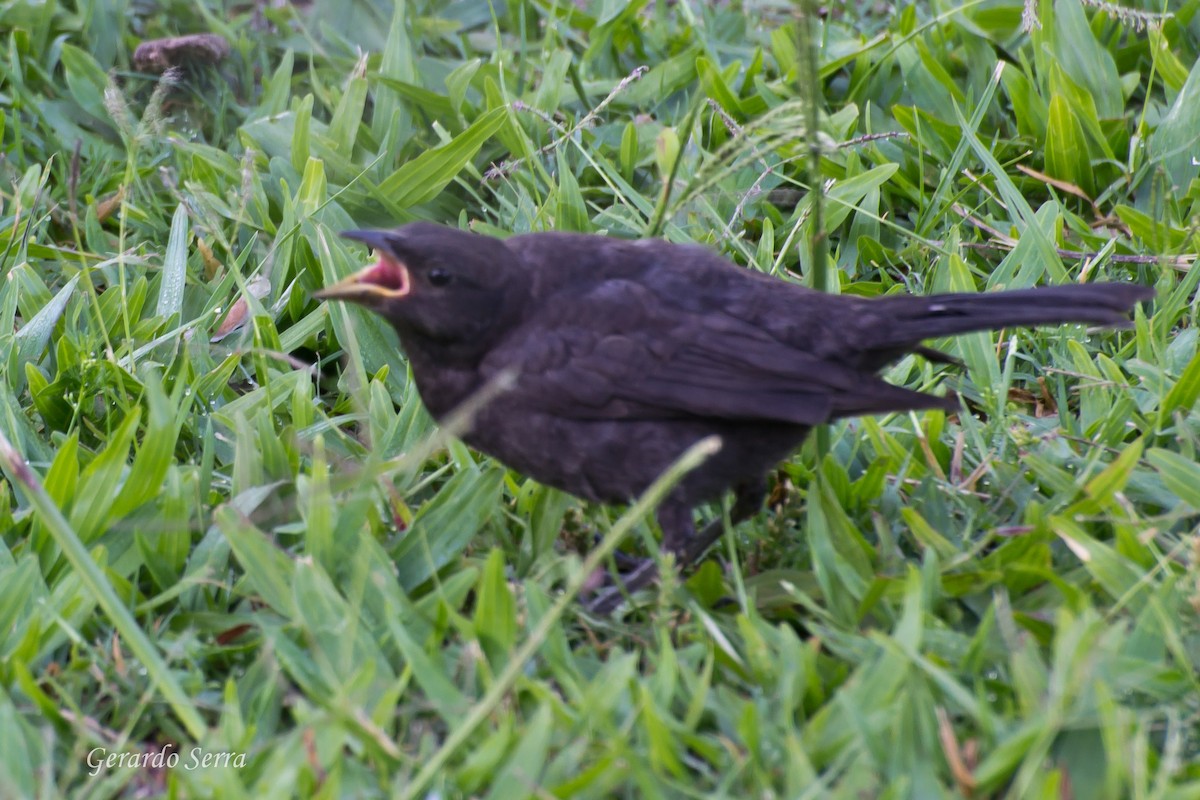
316;222;1153;610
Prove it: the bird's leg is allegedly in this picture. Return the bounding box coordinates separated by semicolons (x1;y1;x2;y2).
581;496;694;615
582;482;767;614
581;558;658;615
657;495;697;557
589;532;649;570
678;480;767;566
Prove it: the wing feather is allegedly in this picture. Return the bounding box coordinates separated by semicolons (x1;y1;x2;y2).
481;280;954;425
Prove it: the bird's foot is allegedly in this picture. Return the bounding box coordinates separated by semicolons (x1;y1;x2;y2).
582;488;763;614
582;519;724;614
581;558;659;615
589;533;648;571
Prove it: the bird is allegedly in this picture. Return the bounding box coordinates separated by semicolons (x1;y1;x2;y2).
316;222;1153;611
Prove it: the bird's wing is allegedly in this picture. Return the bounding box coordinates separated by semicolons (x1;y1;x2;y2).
481;279;954;425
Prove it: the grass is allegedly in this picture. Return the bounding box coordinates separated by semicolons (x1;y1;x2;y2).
1;0;1199;797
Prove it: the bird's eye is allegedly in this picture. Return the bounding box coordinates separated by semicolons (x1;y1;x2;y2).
428;268;452;287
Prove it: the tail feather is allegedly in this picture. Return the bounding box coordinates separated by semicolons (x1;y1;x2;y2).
871;283;1153;346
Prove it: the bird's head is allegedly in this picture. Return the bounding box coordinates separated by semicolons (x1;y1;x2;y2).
317;223;529;358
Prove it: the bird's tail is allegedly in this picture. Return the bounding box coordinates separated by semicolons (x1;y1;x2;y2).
868;283;1154;347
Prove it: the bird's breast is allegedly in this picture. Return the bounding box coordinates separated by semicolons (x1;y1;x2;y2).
407;359;484;421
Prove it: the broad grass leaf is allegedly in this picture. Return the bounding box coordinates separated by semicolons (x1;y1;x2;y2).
300;436;336;569
1045;93;1092;196
473;548;517;668
386;614;471;721
41;432;79;512
770;26;797;75
1064;438;1143;517
218;507;296;614
955;80;1069;286
258;50;295;116
457;725;514;795
527;484;572;562
1147;47;1200;189
1146;448;1200;510
1066;339;1109;434
59;44;110;123
374;77;456;120
69;410;140;543
1112;204;1190;251
155;203;189;321
377;107;506;209
446;58;482;116
1158;349;1200;428
135;467;190;590
639;685;684;778
533;53;575;118
807;474;872;623
825;163;899;230
1048;64;1114;161
290;558;396;685
329;76;368;156
554;149;589;232
999;64;1047;140
697;55;744;119
622;45;701;105
15;274;78;379
392;465;505;590
371;4;418;144
290;94;314;175
0;558;43;656
483;704;554;799
1050;516;1145;603
1148;26;1189;91
900;508;957;559
1037;0;1121;116
109;375;180;520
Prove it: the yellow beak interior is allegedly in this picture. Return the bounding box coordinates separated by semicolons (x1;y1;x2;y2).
315;253;411;303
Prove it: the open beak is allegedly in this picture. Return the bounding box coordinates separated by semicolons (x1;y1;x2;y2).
315;231;412;304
